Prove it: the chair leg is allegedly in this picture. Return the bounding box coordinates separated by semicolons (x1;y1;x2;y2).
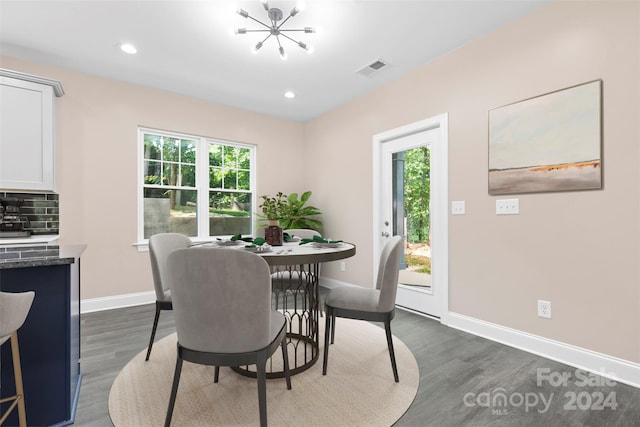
214;366;220;383
10;333;27;427
256;351;268;427
315;276;323;317
384;319;399;382
0;333;28;427
322;307;332;375
330;313;336;344
164;355;183;427
145;301;162;361
281;337;292;390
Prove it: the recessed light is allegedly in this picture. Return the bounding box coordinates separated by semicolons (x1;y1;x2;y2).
119;43;138;55
284;91;295;99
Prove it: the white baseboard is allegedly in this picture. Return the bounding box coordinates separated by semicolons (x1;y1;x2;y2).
79;285;640;389
81;291;156;313
319;276;356;290
448;312;640;389
82;277;350;313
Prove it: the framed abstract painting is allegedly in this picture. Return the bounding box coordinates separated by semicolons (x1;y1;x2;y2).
488;80;602;195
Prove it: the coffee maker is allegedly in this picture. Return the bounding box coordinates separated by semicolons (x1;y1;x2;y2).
0;197;31;237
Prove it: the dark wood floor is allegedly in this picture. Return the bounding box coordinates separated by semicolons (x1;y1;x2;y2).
75;296;640;426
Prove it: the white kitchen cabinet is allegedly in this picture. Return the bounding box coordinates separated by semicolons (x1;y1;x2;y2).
0;69;64;192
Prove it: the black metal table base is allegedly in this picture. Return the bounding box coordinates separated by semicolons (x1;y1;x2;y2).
233;264;320;379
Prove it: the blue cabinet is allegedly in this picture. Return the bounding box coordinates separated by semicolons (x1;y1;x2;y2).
0;245;83;426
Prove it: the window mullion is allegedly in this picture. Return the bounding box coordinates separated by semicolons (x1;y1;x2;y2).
196;137;210;239
137;128;145;243
250;146;257;236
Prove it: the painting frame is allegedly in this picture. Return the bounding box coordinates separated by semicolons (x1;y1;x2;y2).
488;79;602;195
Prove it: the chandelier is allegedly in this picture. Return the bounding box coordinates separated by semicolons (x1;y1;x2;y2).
234;0;315;60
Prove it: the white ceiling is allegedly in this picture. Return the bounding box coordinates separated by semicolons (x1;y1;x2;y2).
0;0;548;122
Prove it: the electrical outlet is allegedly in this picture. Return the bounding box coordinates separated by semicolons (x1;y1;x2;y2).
340;261;346;272
452;200;466;215
496;198;520;215
538;300;552;319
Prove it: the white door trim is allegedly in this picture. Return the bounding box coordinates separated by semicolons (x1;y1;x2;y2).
372;113;449;325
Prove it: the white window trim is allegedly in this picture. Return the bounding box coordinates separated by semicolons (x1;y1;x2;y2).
135;127;256;250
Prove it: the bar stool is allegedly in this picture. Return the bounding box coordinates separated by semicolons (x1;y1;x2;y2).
0;291;35;427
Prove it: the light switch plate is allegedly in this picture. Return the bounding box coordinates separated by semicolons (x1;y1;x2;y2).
496;198;519;215
452;200;466;215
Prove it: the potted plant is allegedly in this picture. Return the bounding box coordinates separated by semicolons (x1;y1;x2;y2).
258;192;288;225
258;192;287;246
258;191;323;229
258;191;323;245
279;191;322;230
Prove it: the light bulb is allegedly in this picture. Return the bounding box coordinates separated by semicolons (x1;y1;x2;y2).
119;43;137;54
252;42;263;54
284;91;295;99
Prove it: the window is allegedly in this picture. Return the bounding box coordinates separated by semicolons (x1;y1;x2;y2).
138;128;255;242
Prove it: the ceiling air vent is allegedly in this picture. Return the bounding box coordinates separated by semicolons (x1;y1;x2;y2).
356;58;389;77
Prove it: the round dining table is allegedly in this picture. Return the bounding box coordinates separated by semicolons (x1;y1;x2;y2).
208;239;356;378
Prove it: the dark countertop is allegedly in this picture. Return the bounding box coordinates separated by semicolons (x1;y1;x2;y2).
0;244;87;270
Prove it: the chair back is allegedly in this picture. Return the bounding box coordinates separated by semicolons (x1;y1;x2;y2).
375;236;404;312
284;229;320;240
149;233;192;302
0;291;35;345
167;247;273;353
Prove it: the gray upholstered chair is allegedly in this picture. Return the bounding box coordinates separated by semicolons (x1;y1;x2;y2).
146;232;192;361
164;247;291;427
322;235;403;382
0;291;35;427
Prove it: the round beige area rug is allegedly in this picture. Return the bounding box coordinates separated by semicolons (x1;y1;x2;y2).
109;318;419;426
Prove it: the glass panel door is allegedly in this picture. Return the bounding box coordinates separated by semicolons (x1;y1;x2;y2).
381;128;440;318
393;147;432;293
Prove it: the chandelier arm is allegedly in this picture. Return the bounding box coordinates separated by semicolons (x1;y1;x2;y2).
278;32;303;46
243;29;272;33
259;33;272;44
275;35;287;58
246;14;273;30
271;15;282;31
277;14;294;30
275;35;284;49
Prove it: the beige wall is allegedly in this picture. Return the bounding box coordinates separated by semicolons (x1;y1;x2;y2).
306;0;639;363
1;1;638;363
0;55;307;302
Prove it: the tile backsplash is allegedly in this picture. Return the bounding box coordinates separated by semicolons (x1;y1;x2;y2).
0;192;59;235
